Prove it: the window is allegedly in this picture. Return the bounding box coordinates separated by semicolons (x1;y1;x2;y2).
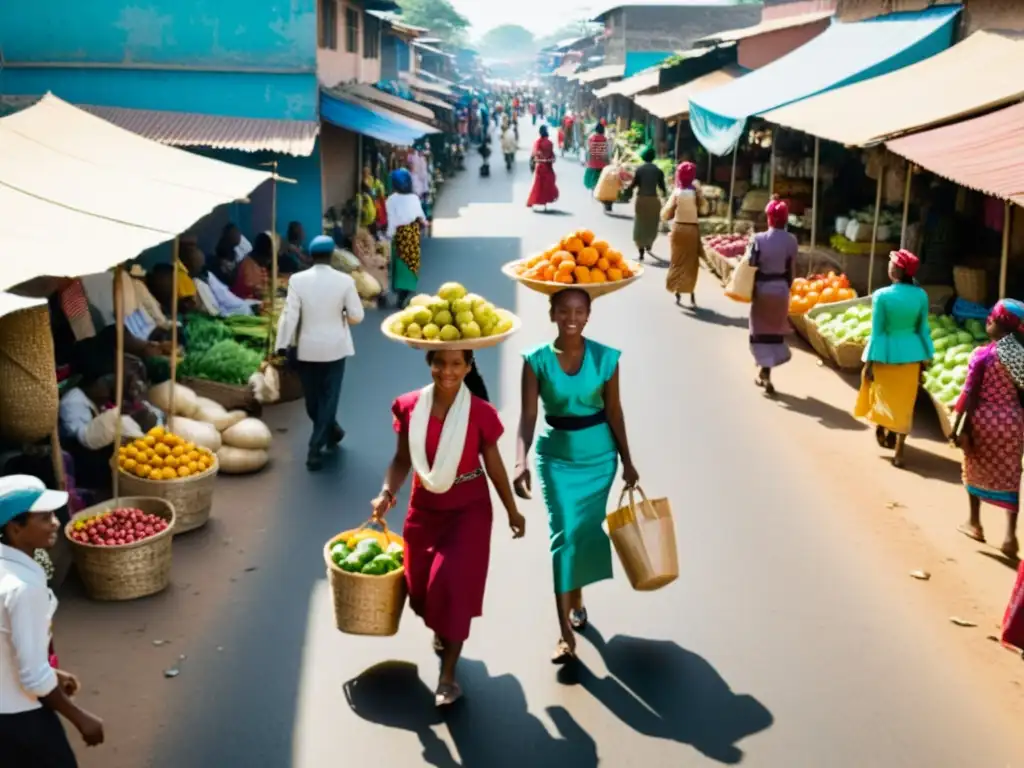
319;0;337;50
346;7;360;54
363;14;379;59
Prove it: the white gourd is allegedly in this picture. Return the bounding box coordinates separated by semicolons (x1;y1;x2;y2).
216;446;269;474
167;416;222;452
148;381;199;417
221;418;272;450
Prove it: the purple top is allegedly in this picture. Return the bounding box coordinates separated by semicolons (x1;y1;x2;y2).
751;228;798;283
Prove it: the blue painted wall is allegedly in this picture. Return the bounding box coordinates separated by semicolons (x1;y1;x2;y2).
0;0;316;69
0;68;318;121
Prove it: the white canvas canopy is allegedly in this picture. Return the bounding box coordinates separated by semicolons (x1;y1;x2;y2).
0;93;273;297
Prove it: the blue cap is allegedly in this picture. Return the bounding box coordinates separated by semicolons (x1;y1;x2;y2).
310;235;336;255
0;475;68;528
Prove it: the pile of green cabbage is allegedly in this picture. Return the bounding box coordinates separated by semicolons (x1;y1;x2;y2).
922;315;988;409
814;303;873;344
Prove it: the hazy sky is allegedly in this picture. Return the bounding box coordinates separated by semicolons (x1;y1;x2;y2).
451;0;600;37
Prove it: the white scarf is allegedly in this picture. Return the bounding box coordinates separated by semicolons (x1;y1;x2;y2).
408;383;472;494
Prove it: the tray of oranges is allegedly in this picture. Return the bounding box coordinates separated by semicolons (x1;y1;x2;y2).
503;228;644;298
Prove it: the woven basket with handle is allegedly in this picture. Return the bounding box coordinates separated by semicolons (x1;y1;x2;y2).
0;305;59;444
324;520;407;636
64;496;175;601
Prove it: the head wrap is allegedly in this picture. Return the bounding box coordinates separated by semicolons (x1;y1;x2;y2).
391;168;413;195
989;299;1024;333
309;235;336;256
675;161;696;189
889;249;920;279
539;124;549;138
595;122;605;135
765;198;789;229
640;145;656;163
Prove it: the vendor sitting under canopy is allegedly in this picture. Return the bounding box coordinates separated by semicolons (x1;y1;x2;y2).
232;232;275;301
178;236;257;318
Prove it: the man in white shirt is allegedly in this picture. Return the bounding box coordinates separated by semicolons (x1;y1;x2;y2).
0;476;104;763
276;235;365;470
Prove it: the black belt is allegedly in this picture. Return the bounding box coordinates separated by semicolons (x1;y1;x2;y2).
755;272;789;283
750;333;786;345
545;411;607;431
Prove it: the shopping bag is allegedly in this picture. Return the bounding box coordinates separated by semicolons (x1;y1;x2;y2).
594;164;622;203
724;251;757;303
606;486;678;591
1001;561;1024;651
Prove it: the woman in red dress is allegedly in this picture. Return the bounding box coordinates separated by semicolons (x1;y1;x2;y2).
372;350;525;706
527;125;559;211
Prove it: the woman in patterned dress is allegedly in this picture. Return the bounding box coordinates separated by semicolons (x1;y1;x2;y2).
953;299;1024;559
385;169;426;309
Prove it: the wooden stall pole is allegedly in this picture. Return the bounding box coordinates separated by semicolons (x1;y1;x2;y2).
111;269;125;503
1000;200;1012;300
867;169;884;294
707;151;713;184
727;145;738;231
269;160;279;356
768;130;776;198
673;119;682;162
900;160;912;249
49;428;66;491
168;238;180;427
809;137;820;251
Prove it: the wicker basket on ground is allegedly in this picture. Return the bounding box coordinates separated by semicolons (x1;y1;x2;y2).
926;390;955;439
64;496;175;601
117;460;218;534
324;524;407;636
0;305;59;444
953;266;987;305
831;340;867;372
180;377;261;415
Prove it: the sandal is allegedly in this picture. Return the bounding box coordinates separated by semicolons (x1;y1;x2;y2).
551;638;576;665
434;681;463;707
1001;538;1020;560
957;524;986;544
569;608;588;632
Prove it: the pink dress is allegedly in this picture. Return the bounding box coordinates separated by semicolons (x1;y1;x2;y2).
391;391;503;642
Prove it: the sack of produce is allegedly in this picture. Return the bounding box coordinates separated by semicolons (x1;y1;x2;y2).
724;252;756;303
606;486;678;592
352;269;382;300
167;416;222;453
331;248;361;274
594;164;622;203
216;446;269;475
221;418;272;450
194;397;228;425
148;381;199;417
250;363;280;405
324;521;408;636
212;410;247;432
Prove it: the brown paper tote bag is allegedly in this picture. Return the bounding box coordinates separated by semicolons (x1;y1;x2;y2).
724;251;757;303
606;486;679;591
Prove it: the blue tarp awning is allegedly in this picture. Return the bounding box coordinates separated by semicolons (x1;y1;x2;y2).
624;51;673;78
319;90;435;145
688;6;961;156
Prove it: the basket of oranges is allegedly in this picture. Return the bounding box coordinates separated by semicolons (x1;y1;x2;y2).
503;228;643;298
116;427;219;535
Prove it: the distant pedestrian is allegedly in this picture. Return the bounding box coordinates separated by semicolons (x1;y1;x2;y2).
854;249;934;468
527;125;559;211
625;146;666;261
584;123;611;212
953;299;1024;558
385;169;427;308
276;235;365;470
662;161;704;308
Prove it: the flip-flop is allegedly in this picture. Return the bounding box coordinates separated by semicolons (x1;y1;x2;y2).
434;682;462;707
1000;540;1020;560
551;638;576;665
569;608;588;632
957;524;986;543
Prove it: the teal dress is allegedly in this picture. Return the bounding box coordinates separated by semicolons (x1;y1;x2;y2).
524;339;620;594
863;283;935;364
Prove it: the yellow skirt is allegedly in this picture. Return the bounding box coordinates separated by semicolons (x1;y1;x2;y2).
854;362;921;435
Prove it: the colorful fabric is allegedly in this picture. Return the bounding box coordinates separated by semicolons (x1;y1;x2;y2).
765;198;789;229
889;248;920;278
175;259;197;299
57;280;96;342
956;343;1024;509
393;391;503;642
524;340;620;594
854;362;921;434
749;229;797;368
587;134;610;169
997;333;1024;389
666;223;701;294
527;138;559;207
675;161;696;189
583;167;602;191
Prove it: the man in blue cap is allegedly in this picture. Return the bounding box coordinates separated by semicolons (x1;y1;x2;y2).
0;475;105;764
276;235;365;470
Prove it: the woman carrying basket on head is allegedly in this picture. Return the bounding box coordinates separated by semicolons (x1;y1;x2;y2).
514;289;639;664
371;351;525;707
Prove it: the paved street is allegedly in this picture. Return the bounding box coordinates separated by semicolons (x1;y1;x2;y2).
64;126;1024;768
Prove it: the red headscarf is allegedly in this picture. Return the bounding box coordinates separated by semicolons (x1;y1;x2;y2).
765;198;789;229
675;161;696;189
889;249;920;278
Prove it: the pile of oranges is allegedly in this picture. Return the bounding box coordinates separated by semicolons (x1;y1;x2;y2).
118;426;216;481
515;229;635;285
789;272;857;315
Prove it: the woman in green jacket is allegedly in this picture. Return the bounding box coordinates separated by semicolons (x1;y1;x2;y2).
854;249;935;468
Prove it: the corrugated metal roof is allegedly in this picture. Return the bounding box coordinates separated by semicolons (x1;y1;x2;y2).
412;89;454;111
576;64;627;85
634;66;743;120
399;72;454;97
762;31;1024;147
78;105;318;157
324;89;440;138
340;83;435;121
694;10;834;45
553;61;580;78
594;69;661;99
886;101;1024;207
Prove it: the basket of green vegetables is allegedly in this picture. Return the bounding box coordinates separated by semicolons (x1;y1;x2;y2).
179;317;265;412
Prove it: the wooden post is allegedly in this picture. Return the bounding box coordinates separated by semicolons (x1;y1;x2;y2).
168;238;179;428
768;128;777;197
867;168;884;295
49;428;66;491
810;136;820;252
673;120;681;162
900;160;912;248
269;161;279;356
111;270;125;503
1000;200;1012;300
727;145;738;231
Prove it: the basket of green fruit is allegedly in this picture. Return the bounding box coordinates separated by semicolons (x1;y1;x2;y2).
324;520;407;636
381;282;520;351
